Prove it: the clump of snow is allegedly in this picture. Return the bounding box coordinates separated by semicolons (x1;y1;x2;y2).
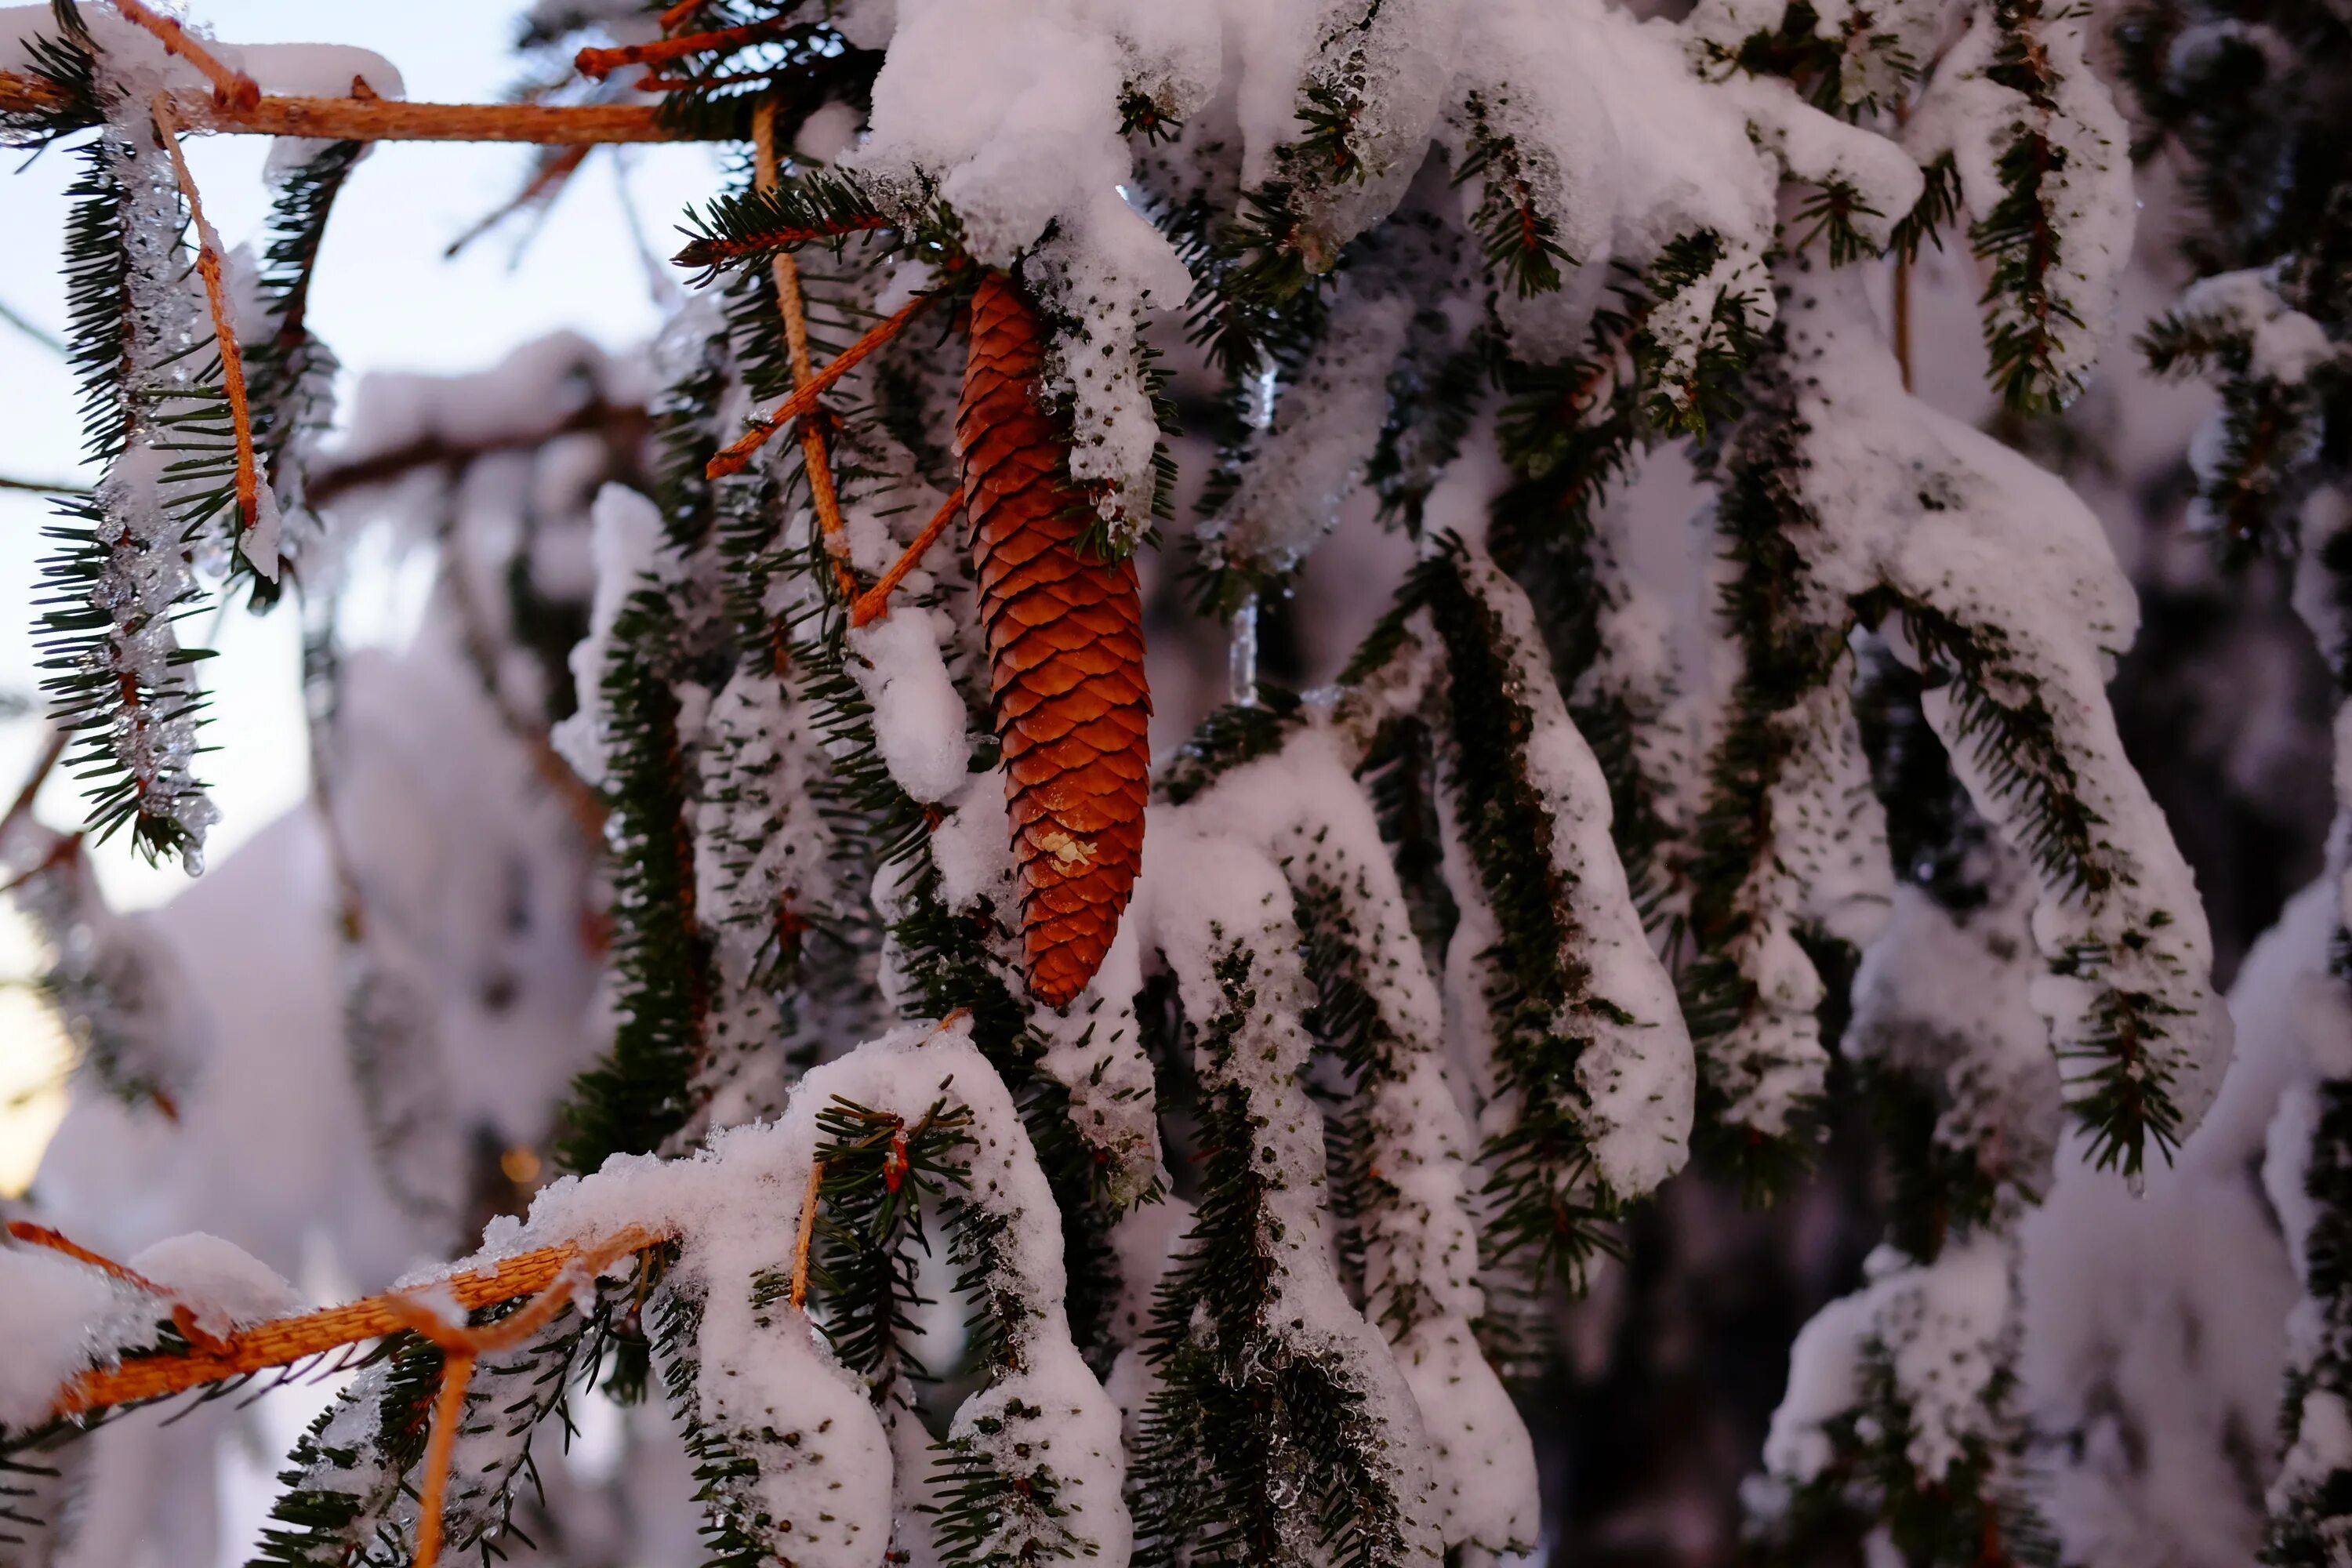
848;0;1207;545
0;1245;122;1431
1764;1236;2013;1490
1129;817;1446;1556
1439;539;1698;1196
1773;259;2229;1145
127;1231;302;1339
1905;0;2136;402
846;602;971;804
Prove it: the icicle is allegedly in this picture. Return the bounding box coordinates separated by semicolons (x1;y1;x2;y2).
1229;593;1260;708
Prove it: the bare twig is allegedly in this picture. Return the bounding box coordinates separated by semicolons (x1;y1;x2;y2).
0;296;65;356
575;20;793;82
1;729;69;839
0;71;707;143
851;488;962;628
790;1158;825;1310
412;1353;475;1568
153;95;262;540
116;0;260;111
704;292;933;481
750;101;860;601
444;143;594;260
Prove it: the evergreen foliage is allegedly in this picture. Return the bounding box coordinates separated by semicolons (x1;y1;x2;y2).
0;0;2300;1564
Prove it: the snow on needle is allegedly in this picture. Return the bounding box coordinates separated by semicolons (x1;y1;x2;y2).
115;0;260;112
153;93;263;551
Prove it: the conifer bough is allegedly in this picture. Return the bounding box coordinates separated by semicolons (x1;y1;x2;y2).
1;0;2322;1564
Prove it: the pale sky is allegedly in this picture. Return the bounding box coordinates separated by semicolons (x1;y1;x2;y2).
0;0;721;910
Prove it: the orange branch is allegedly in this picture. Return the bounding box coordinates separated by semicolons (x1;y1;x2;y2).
116;0;259;111
749;102;861;602
445;142;593;260
7;1221;165;1294
790;1160;824;1310
412;1352;474;1568
851;489;963;628
704;292;934;481
53;1233;663;1418
0;69;713;143
154;95;261;541
575;20;792;82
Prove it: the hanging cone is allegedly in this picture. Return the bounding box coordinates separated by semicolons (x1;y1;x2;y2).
956;270;1150;1009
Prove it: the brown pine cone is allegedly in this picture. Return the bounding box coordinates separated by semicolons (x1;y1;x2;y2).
955;270;1151;1009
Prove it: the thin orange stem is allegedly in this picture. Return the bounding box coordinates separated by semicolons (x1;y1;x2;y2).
153;95;261;543
445;142;593;260
53;1234;666;1418
116;0;259;111
791;1159;825;1310
851;489;963;627
0;833;82;899
749;102;861;601
7;1221;166;1295
412;1352;475;1568
575;20;792;81
133;85;691;143
704;292;933;481
658;0;714;31
2;728;68;837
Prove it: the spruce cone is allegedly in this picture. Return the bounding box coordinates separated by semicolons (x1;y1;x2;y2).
956;271;1150;1009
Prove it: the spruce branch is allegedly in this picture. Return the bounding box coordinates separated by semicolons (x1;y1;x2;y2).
43;1232;660;1420
0;71;711;143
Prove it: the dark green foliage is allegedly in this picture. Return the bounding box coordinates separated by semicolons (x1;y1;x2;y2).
1679;345;1851;1189
1754;1326;2055;1568
648;1287;782;1568
1973;0;2092;412
1849;649;2019;1260
557;589;715;1173
1693;0;1918;115
1365;318;1493;532
796;1095;971;1392
1128;946;1423;1568
673;171;896;283
1632;230;1764;434
648;20;886;149
1890;597;2190;1175
1453;92;1573;298
1158;688;1305;806
2268;1080;2352;1565
242;141;360;503
246;1337;445;1568
1890;155;1963;264
2142;289;2345;564
33;127;226;868
1407;540;1622;1294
